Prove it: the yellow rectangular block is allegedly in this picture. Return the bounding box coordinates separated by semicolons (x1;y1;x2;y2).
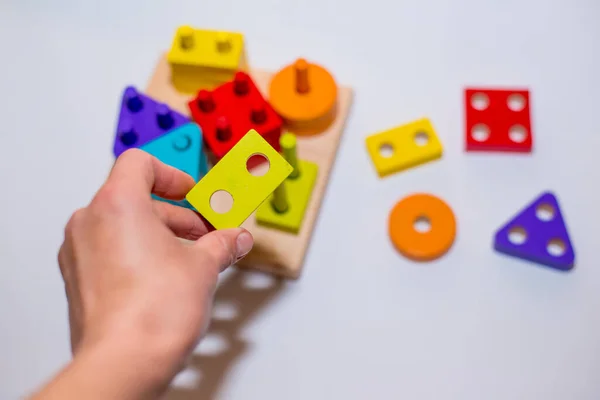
185;130;293;230
365;118;443;177
167;26;248;93
256;160;318;234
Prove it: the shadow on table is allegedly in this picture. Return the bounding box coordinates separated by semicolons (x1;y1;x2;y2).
165;267;287;400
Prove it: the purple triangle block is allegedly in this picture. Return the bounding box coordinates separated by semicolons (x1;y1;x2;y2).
113;86;190;158
494;191;575;271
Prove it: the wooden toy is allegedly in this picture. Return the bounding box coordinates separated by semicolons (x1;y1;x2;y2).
185;130;293;230
114;86;190;157
167;26;247;94
465;88;533;152
494;192;575;271
187;71;282;166
268;58;338;135
256;133;318;233
388;193;456;261
365;118;443;178
145;53;353;279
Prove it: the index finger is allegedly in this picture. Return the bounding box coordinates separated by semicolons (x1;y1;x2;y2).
109;148;196;200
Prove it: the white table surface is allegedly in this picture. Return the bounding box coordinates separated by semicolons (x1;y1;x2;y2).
1;0;600;398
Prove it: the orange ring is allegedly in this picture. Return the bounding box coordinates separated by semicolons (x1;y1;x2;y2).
388;194;456;261
268;58;337;135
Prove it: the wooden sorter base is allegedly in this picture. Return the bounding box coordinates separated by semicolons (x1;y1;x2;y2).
146;54;353;279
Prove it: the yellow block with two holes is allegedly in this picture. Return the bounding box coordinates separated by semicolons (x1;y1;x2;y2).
167;25;248;93
185;130;293;229
365;118;443;178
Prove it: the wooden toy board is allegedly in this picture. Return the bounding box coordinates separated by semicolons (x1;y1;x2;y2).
146;54;354;279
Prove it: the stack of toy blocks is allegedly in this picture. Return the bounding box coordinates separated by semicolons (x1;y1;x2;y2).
113;86;209;209
111;25;354;279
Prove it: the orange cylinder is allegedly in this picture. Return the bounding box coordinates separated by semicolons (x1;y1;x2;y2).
388;194;457;261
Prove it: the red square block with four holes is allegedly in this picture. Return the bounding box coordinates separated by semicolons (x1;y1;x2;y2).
188;71;282;164
464;88;533;152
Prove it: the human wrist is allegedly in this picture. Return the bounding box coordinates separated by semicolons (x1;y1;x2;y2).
43;333;186;400
80;333;185;398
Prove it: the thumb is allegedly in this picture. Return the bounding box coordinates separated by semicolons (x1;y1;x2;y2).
192;228;254;272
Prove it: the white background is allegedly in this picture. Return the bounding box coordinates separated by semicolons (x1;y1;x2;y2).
1;0;600;399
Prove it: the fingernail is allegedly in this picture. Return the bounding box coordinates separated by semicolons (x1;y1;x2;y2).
236;231;253;259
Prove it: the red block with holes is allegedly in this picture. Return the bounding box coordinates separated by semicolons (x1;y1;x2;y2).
465;88;533;152
188;72;282;166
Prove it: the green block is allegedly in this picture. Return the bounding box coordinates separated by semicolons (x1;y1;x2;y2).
256;159;318;234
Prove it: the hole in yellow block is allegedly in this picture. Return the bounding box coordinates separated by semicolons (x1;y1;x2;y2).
246;153;270;176
185;130;293;230
379;143;394;158
414;131;429;146
210;190;234;214
365;118;443;178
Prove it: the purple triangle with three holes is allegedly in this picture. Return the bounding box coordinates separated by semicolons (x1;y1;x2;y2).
494;191;575;271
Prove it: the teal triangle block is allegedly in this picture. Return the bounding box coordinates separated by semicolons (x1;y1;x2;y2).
140;122;208;209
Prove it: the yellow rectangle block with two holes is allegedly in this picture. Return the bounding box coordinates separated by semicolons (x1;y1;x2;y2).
365;118;443;178
185;130;293;230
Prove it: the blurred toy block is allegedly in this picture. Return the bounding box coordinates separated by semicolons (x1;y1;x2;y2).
140;122;207;210
185;130;293;230
140;122;208;181
256;133;318;234
365;118;443;177
268;58;338;135
167;26;248;94
494;191;575;271
465;88;533;152
188;71;282;166
113;86;190;158
145;53;354;279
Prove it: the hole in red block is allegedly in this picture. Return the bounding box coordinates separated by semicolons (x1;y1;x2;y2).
471;124;490;142
508;125;528;143
470;92;489;111
209;190;233;214
507;93;526;112
246;153;270;176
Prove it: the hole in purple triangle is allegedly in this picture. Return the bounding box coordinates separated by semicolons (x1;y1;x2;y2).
535;203;554;221
508;226;527;245
547;239;566;257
